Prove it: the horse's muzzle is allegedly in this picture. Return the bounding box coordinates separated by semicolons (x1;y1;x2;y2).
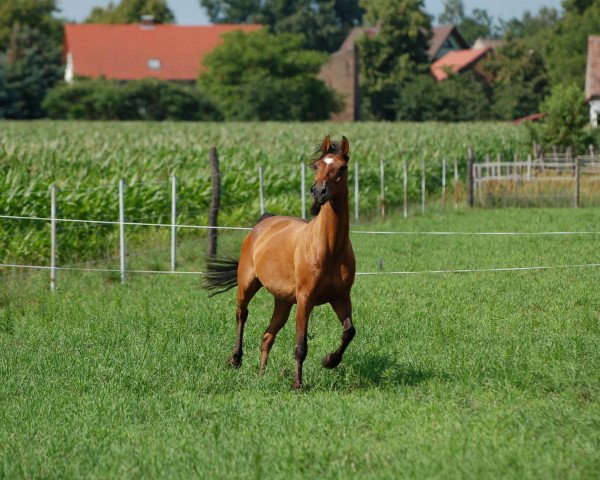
310;182;329;206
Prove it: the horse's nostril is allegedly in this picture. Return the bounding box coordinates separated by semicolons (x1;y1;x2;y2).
321;187;327;195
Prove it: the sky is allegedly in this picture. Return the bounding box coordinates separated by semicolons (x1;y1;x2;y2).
57;0;563;25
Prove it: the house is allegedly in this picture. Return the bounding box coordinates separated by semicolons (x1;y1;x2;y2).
431;47;490;81
319;25;486;121
63;20;261;83
586;35;600;127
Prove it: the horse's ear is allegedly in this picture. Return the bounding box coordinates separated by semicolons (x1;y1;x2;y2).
341;136;349;158
321;135;331;155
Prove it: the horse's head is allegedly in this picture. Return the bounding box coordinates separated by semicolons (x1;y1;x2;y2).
309;135;349;215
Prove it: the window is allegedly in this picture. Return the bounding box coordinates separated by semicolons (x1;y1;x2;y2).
148;59;161;70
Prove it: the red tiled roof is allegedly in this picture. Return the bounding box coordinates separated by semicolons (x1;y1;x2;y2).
512;112;546;125
586;35;600;100
431;48;490;81
64;23;261;81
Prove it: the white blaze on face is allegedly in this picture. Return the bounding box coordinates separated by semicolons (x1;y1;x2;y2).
323;156;335;173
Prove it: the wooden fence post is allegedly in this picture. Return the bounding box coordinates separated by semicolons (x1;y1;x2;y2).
453;157;458;210
575;155;581;208
403;160;408;218
442;158;446;210
380;158;385;218
171;175;177;272
467;148;474;208
354;160;359;223
301;162;306;220
208;147;221;258
258;165;265;215
119;179;126;284
421;158;426;213
50;184;56;291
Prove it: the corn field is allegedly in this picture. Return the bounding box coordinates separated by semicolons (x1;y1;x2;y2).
0;121;532;264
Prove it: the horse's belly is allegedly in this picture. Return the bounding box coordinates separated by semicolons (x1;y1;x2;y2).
255;260;296;301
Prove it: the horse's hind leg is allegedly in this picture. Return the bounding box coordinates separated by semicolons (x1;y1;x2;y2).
228;276;261;368
260;298;293;375
322;295;355;369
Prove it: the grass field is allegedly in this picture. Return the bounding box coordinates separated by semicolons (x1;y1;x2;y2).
1;207;599;479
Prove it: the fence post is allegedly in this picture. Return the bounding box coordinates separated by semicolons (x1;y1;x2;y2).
403;160;408;218
354;160;359;223
442;158;446;210
301;162;306;220
454;157;458;210
467;148;474;208
208;147;220;257
380;158;385;218
50;184;56;292
258;164;265;215
171;175;176;272
119;179;126;284
527;154;532;182
590;144;596;165
575;156;581;208
421;158;426;214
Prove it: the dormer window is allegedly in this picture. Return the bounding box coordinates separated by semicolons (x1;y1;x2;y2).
148;59;161;70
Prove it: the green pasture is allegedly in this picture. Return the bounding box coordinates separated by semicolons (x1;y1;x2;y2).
1;208;599;479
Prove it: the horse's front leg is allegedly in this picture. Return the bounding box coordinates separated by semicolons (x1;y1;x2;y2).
293;294;313;389
322;295;355;369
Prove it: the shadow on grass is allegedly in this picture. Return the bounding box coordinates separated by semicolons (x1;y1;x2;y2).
351;352;440;388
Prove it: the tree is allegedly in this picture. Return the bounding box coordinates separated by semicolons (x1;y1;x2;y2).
536;84;589;152
438;0;496;45
485;39;549;120
438;0;464;25
358;0;431;120
198;30;339;120
199;0;363;52
0;24;62;119
500;7;560;40
85;0;175;24
544;1;600;88
0;0;62;51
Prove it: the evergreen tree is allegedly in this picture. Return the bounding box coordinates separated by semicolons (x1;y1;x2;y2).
0;24;63;119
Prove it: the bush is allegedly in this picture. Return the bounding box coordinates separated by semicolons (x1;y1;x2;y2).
531;83;590;152
395;72;492;122
43;78;222;121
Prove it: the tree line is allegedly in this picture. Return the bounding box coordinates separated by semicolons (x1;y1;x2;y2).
0;0;596;137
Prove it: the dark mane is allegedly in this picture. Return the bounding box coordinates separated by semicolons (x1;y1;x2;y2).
308;139;349;168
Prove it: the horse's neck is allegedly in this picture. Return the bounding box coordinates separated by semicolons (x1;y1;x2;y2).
311;187;350;257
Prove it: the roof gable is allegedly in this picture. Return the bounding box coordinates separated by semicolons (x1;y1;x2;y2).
64;23;261;81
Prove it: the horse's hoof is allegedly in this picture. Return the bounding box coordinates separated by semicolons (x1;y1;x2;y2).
227;356;242;368
322;353;341;369
292;381;303;390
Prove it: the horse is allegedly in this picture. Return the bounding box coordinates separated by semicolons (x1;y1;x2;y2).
203;135;356;389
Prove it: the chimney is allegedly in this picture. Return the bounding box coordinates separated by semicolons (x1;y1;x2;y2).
140;15;155;29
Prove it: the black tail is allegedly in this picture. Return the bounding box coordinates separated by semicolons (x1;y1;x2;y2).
201;255;239;297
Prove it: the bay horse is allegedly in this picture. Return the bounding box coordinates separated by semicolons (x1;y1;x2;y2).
203;135;356;389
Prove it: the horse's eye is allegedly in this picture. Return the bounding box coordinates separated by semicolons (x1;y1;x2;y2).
338;165;348;176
